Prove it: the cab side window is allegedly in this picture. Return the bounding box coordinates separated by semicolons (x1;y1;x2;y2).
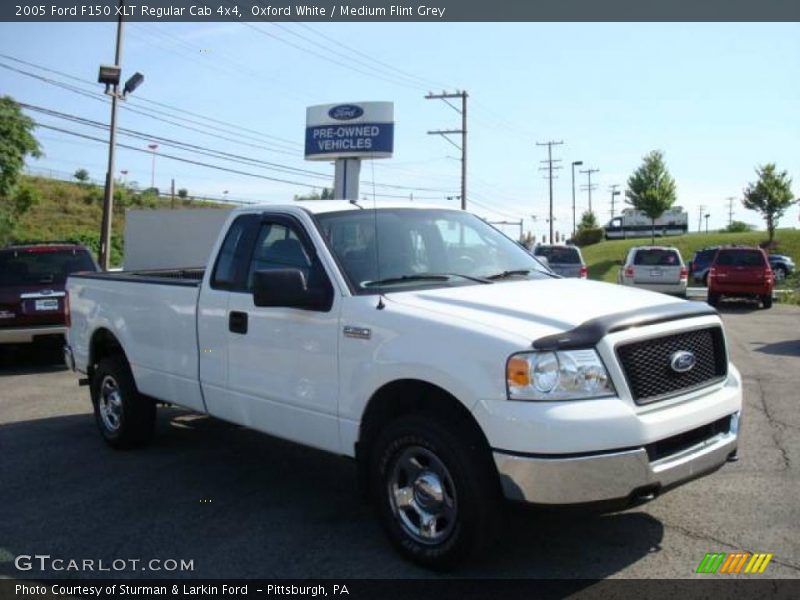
246;223;313;291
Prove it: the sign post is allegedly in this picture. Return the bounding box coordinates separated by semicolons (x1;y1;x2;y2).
305;102;394;200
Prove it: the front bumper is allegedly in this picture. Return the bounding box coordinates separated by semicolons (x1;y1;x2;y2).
0;325;67;344
494;413;738;505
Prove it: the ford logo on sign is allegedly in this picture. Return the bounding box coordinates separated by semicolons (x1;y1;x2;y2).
670;350;696;373
328;104;363;120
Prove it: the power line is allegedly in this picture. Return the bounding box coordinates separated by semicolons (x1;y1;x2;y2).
0;52;304;149
32;123;449;201
537;140;564;244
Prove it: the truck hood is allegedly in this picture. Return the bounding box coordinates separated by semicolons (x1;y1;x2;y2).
386;278;684;343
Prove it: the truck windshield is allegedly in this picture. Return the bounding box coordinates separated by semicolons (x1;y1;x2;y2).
316;208;552;293
0;248;96;287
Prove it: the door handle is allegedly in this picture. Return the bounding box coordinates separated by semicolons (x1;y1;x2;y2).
229;311;248;334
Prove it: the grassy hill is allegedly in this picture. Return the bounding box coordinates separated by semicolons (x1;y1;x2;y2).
3;175;227;266
581;229;800;286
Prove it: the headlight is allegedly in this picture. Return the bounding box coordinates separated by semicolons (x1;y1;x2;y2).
507;349;615;401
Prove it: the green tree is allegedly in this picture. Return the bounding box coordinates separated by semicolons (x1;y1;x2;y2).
578;210;598;231
625;150;677;243
0;96;42;197
177;188;188;199
295;187;334;201
73;168;90;185
742;164;795;242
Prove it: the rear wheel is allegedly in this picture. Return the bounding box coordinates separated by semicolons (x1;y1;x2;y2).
761;295;773;309
773;266;787;282
91;356;155;449
370;414;498;570
707;292;720;307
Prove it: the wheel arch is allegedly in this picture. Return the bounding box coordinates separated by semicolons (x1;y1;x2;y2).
88;327;128;377
355;378;495;499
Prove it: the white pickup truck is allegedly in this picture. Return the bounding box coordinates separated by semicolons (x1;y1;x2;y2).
65;202;742;568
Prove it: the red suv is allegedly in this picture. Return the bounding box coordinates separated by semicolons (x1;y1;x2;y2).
0;241;98;345
707;246;774;309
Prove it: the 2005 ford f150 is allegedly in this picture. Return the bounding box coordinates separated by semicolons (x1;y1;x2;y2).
65;202;742;568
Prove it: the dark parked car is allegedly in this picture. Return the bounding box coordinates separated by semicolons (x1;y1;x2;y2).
532;244;587;278
767;254;795;282
707;246;774;309
689;246;720;285
0;241;98;345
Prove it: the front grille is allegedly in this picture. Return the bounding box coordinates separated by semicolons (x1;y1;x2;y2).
646;415;732;462
617;327;727;404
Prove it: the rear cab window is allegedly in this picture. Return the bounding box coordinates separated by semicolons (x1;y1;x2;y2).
534;246;582;264
633;249;681;266
0;247;96;287
715;249;767;267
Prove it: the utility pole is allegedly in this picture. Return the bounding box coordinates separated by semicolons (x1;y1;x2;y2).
580;167;599;213
726;196;735;226
705;213;710;233
170;178;175;209
571;160;583;237
426;91;467;210
697;205;705;233
98;0;125;271
537;140;564;244
609;184;621;218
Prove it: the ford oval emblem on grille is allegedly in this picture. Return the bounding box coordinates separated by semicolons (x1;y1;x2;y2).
328;104;363;120
670;350;696;373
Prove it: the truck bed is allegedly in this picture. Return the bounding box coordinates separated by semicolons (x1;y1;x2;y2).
67;268;207;412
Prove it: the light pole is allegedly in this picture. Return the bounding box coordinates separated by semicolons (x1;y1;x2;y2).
147;143;158;189
571;160;583;237
223;190;229;203
705;213;710;233
610;186;621;218
97;0;144;270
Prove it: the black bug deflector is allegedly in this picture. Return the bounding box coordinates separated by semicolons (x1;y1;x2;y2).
532;301;719;351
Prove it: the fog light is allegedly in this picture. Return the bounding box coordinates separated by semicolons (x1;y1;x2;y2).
730;411;740;435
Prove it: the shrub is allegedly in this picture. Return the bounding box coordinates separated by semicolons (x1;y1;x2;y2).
572;227;605;247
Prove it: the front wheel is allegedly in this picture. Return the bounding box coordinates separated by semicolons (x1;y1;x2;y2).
761;295;773;309
370;414;498;570
773;267;787;282
91;356;156;449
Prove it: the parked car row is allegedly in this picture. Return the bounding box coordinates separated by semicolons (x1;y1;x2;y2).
526;242;785;311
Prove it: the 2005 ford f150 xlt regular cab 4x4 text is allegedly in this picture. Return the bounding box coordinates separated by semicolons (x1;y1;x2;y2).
64;202;742;568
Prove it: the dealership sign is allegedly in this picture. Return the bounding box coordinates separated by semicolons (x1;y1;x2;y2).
305;101;394;160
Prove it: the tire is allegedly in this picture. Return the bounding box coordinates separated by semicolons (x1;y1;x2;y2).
369;413;498;570
91;356;156;449
761;295;773;309
707;292;720;307
702;273;709;287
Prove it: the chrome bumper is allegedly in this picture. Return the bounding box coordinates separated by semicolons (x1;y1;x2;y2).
494;416;739;505
0;325;67;344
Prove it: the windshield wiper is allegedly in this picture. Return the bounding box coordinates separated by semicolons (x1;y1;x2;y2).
363;272;491;288
485;269;531;280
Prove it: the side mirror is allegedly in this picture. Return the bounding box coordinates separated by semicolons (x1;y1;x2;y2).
253;269;327;310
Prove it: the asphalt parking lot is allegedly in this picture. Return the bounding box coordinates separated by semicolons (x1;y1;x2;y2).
1;303;798;579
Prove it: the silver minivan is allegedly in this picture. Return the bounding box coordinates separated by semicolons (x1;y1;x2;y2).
618;246;688;297
532;244;587;278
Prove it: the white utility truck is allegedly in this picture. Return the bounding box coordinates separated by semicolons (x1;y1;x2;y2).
65;202;741;568
604;207;689;239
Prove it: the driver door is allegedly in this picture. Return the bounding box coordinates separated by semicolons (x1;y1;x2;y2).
225;214;341;453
